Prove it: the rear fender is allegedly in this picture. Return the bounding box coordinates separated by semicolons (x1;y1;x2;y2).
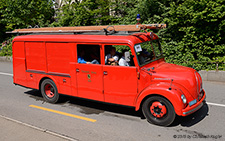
135;83;185;115
37;75;59;91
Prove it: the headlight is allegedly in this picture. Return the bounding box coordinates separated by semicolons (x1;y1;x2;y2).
181;94;187;104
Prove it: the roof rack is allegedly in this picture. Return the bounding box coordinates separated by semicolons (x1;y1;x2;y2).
6;24;166;35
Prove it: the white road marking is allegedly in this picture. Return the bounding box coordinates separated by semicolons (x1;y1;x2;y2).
0;72;13;76
207;102;225;108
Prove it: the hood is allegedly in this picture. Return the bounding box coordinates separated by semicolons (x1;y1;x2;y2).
145;62;202;101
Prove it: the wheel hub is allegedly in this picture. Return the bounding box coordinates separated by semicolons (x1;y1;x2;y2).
150;102;167;118
44;84;54;98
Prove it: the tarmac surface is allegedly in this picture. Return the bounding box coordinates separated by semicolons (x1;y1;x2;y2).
0;115;74;141
0;61;225;141
0;60;74;141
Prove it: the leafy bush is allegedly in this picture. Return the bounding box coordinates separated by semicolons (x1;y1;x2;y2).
0;38;13;56
0;0;55;43
160;0;225;71
0;0;224;70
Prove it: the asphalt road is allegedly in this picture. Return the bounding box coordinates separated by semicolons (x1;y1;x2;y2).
0;61;225;141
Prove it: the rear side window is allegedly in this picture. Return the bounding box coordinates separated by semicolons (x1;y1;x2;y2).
77;44;101;65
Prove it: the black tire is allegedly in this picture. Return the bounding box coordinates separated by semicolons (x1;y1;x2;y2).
40;79;59;103
142;96;176;126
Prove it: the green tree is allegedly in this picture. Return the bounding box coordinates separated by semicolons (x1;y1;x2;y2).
115;0;225;70
116;0;171;24
0;0;55;45
0;37;13;56
0;1;7;42
0;0;55;31
1;0;224;70
160;0;225;70
52;0;114;26
109;0;138;24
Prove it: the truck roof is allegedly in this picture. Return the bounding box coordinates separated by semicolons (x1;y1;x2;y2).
13;32;159;45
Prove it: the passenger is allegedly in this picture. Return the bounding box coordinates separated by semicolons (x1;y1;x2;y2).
119;50;130;66
90;47;100;62
78;49;99;64
105;47;119;65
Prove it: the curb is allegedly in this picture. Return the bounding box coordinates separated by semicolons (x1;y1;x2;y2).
0;56;12;62
199;70;225;83
0;114;78;141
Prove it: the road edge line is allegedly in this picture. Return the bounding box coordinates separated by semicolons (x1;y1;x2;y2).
207;102;225;108
0;114;78;141
0;72;13;76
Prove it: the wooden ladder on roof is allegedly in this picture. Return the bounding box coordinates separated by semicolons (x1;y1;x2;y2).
7;24;166;34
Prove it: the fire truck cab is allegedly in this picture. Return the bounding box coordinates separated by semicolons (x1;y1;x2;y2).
12;25;206;126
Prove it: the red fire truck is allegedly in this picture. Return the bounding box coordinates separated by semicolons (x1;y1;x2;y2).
11;24;205;126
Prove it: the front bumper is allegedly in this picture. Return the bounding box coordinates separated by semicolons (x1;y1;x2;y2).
181;89;206;116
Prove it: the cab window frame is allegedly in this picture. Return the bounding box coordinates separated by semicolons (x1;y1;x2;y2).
103;44;137;67
134;39;164;67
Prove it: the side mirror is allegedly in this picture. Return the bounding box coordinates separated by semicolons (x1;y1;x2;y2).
125;51;130;62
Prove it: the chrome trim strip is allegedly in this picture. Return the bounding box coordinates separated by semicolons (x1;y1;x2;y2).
183;102;203;115
26;70;71;78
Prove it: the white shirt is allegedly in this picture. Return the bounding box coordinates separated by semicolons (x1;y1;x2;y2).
105;54;119;64
119;56;129;66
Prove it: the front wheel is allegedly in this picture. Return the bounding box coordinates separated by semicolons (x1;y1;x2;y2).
142;96;176;126
40;79;59;103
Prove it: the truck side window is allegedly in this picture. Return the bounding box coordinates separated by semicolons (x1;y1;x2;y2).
104;45;134;66
77;44;101;64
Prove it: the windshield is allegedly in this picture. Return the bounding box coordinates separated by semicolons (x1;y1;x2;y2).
135;40;163;66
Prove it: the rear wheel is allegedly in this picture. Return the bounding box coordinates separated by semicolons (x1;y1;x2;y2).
41;79;59;103
142;96;175;126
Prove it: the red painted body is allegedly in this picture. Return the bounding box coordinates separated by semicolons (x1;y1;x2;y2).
12;32;205;117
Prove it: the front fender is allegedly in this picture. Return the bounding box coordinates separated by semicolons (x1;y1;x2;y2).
135;82;185;115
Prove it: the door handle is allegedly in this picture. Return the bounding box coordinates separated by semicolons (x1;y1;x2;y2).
103;71;107;75
76;69;79;72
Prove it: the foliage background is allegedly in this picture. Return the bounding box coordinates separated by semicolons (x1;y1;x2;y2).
0;0;224;70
